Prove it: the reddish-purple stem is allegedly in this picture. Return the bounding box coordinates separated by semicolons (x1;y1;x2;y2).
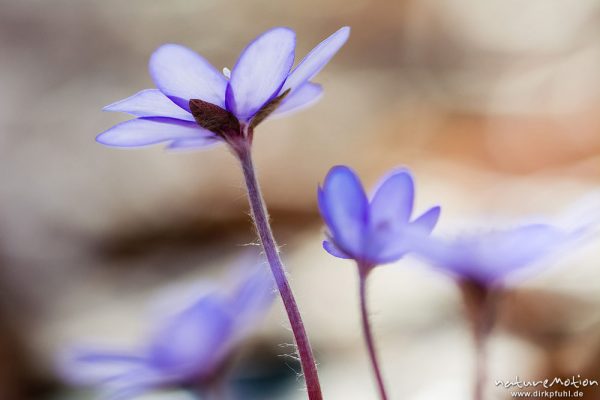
237;146;323;400
359;268;389;400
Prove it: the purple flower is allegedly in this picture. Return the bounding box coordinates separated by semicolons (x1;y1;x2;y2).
318;166;440;399
410;223;580;285
318;165;441;268
59;269;274;399
408;222;590;400
97;27;350;150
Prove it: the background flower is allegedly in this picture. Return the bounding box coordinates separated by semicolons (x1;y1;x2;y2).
410;223;584;285
59;267;274;399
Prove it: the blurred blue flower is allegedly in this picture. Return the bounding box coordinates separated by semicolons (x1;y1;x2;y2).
60;269;274;399
97;26;350;150
318;165;440;268
411;223;581;285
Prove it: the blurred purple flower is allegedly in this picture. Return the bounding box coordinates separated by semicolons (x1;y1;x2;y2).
60;269;274;399
411;223;580;285
97;26;350;150
410;222;589;400
318;165;440;269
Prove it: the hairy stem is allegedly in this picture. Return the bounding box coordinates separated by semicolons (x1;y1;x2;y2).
237;146;323;400
359;269;388;400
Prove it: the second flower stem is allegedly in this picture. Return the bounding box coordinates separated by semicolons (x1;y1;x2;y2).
359;268;389;400
459;280;495;400
237;146;323;400
473;326;488;400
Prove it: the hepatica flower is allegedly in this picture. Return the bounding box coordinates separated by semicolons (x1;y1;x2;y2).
97;26;350;152
411;223;579;286
409;223;585;400
60;269;274;400
97;27;350;400
318;165;441;270
317;165;440;400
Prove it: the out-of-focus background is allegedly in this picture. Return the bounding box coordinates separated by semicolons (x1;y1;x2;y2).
1;0;599;399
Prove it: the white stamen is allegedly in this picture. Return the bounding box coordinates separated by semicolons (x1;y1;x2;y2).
222;67;231;79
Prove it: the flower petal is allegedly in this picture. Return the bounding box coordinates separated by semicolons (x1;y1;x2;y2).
149;44;227;110
365;221;418;265
474;224;567;279
412;224;570;284
58;348;148;386
317;187;333;229
369;169;415;229
323;240;352;259
148;296;233;379
282;27;350;92
319;166;368;257
103;89;195;121
167;137;223;150
96;117;215;147
230;268;275;339
271;82;323;117
226;27;296;121
407;236;467;277
411;206;441;234
102;369;169;400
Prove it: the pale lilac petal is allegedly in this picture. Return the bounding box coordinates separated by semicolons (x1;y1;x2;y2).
472;224;567;279
230;268;275;339
96;117;215;147
167;137;223;150
58;348;148;386
323;240;351;259
369;169;415;230
319;166;368;257
149;44;227;110
102;369;169;400
411;206;441;234
271;83;323;117
413;224;569;283
409;236;465;276
148;296;233;379
103;89;195;121
282;27;350;92
226;27;296;121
